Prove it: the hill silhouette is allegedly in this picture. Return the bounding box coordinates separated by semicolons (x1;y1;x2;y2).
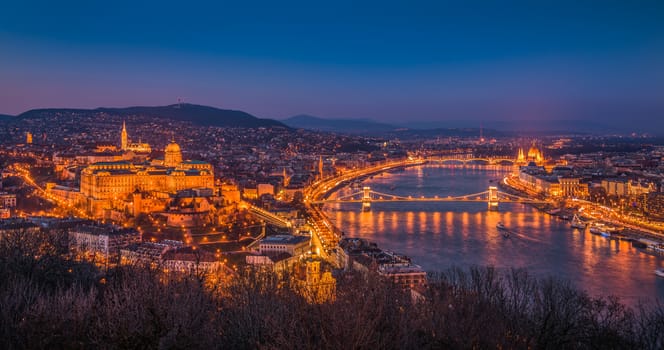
282;114;398;134
17;103;287;128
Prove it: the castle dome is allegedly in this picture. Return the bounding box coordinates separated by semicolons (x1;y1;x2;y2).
164;140;183;167
165;141;181;153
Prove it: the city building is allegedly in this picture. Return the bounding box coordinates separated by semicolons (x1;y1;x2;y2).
258;234;311;256
293;258;336;303
68;224;140;265
558;176;588;198
120;240;183;267
339;237;427;290
0;192;17;208
374;251;427;290
0;218;40;237
120;121;151;153
120;240;223;275
164;195;215;227
645;193;664;220
79;124;214;217
517;141;545;166
602;178;630;197
161;246;223;275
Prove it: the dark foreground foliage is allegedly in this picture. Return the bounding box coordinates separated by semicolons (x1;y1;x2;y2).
1;231;663;349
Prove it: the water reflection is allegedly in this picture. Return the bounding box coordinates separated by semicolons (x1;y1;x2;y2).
325;165;664;305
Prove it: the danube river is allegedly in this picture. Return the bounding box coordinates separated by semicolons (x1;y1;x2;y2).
324;165;664;304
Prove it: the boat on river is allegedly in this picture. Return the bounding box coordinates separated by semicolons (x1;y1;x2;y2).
497;222;510;238
655;268;664;278
570;214;587;229
648;244;664;255
589;223;619;238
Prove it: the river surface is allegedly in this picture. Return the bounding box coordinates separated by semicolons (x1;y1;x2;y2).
324;165;664;305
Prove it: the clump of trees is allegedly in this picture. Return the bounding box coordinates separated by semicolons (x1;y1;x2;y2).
1;229;663;349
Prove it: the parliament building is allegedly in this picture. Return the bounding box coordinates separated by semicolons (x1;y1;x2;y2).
80;123;214;218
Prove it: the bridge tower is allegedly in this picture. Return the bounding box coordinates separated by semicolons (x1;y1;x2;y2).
488;186;499;211
362;186;371;211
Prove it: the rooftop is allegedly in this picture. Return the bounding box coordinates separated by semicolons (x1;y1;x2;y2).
261;234;310;245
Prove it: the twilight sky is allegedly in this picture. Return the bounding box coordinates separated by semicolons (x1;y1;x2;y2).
1;0;663;126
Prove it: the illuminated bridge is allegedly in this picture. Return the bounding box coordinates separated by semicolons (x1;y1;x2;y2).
424;155;517;165
312;186;548;211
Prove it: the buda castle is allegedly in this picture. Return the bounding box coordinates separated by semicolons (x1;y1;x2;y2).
80;123;214;218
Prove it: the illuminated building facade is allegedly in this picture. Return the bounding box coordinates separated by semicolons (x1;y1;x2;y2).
259;235;311;256
68;225;140;265
518;169;561;197
601;178;656;197
80;135;214;217
645;193;664;220
517;141;545;165
378;262;427;290
120;121;152;153
0;192;17;208
558;176;588;198
120;241;223;275
294;258;336;303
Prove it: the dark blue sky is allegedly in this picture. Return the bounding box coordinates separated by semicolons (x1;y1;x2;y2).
1;0;663;125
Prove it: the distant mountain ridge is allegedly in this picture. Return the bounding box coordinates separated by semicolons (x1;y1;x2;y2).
394;119;660;136
282;115;399;134
16;104;287;128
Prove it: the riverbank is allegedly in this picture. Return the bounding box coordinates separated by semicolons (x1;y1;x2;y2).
326;165;664;303
499;174;664;256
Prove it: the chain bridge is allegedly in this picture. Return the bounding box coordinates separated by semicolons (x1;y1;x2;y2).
312;186;548;211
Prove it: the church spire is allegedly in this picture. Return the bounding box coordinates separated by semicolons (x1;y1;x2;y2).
121;120;128;151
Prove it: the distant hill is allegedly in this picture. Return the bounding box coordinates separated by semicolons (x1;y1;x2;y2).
17;104;287;128
282;115;398;134
389;127;511;139
394;119;628;136
0;114;14;120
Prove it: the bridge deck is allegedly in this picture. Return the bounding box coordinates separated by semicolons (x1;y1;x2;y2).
313;198;548;204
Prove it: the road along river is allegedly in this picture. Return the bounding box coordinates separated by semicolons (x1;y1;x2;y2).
323;165;664;305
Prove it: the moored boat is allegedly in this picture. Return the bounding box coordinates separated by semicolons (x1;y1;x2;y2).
589;222;619;237
648;244;664;255
570;214;587;229
589;223;604;235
